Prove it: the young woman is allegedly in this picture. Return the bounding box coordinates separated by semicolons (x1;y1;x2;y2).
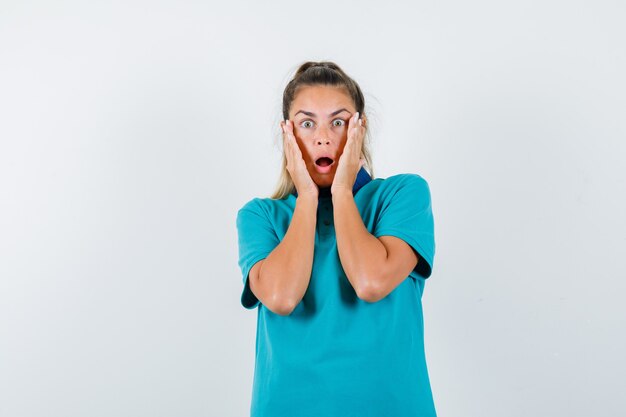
236;61;437;416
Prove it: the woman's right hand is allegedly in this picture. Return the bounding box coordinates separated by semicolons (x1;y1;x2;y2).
281;119;319;199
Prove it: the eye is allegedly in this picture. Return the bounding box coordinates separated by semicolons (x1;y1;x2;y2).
300;120;314;128
332;119;346;127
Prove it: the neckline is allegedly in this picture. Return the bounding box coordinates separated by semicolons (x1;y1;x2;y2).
290;167;373;199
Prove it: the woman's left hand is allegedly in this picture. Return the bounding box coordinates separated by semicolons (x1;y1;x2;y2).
331;112;366;195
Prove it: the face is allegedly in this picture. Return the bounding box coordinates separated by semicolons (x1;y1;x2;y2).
288;85;364;188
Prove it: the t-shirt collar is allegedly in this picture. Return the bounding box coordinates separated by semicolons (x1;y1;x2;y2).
290;167;372;199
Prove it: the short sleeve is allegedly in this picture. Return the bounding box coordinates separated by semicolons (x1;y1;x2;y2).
373;175;435;279
236;199;281;309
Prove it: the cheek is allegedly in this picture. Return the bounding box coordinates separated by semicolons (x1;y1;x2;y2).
338;134;349;150
294;127;312;140
336;125;348;137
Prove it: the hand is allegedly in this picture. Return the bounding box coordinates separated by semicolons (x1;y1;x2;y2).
331;112;366;195
280;119;319;199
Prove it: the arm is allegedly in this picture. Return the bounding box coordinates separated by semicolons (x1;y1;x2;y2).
248;195;318;315
332;189;419;302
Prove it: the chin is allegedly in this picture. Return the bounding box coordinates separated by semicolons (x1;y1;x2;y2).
314;178;334;188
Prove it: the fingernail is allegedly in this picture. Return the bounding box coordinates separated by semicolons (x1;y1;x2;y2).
355;112;359;120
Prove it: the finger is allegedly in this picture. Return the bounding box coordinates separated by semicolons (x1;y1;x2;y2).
347;117;363;155
281;120;289;144
348;111;358;132
353;113;365;145
283;120;295;149
281;121;290;152
286;119;298;141
281;121;296;168
285;120;304;159
346;112;356;143
282;124;304;180
349;112;363;141
354;112;363;136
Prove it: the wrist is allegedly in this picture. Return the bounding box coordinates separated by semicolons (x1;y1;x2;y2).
331;187;353;202
296;194;319;207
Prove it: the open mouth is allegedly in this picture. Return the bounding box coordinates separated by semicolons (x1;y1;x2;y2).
315;157;334;167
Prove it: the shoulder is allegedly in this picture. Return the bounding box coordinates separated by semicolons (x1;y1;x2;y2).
371;173;431;198
384;173;430;188
237;197;271;218
237;195;295;220
238;197;266;214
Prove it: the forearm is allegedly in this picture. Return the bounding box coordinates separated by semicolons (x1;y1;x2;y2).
258;195;317;310
332;189;388;299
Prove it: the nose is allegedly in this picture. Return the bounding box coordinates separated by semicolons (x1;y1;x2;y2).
314;125;332;146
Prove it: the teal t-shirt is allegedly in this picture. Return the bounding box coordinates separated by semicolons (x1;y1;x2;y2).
236;168;437;417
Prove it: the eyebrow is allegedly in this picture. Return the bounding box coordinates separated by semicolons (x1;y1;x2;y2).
294;108;351;118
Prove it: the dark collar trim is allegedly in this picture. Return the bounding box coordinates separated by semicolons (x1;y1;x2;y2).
290;167;373;199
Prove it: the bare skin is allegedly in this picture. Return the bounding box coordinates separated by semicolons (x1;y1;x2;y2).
284;85;366;191
247;86;361;315
247;85;418;314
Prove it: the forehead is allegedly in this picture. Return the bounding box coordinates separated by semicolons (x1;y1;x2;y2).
291;85;354;115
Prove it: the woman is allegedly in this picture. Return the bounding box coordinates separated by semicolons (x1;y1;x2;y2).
236;61;437;416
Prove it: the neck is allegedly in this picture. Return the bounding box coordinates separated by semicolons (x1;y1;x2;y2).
290;167;373;199
318;186;332;198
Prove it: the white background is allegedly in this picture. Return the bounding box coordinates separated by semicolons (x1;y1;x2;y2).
1;1;625;416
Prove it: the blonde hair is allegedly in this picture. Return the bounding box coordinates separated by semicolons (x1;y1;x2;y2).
270;61;375;200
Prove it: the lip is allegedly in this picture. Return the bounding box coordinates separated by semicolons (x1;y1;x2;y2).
313;159;335;174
